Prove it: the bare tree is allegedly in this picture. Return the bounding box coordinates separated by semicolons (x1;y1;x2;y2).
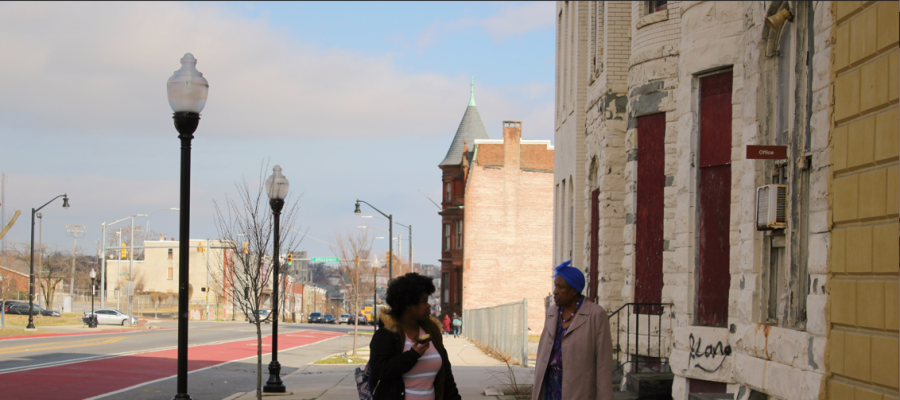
213;163;301;400
11;244;92;310
331;229;376;356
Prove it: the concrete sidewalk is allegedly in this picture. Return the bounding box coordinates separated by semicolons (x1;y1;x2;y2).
225;335;534;400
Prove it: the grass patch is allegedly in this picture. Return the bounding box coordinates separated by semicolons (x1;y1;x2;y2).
1;314;85;327
314;354;368;364
0;328;43;337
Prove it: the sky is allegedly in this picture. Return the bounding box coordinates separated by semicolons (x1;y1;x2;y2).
0;1;556;268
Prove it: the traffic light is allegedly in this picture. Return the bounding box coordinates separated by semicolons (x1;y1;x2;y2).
385;251;390;261
287;254;293;266
355;254;360;266
243;242;249;254
201;287;207;292
121;243;127;259
198;241;204;253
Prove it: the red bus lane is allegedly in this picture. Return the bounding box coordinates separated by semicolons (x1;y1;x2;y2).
0;330;344;399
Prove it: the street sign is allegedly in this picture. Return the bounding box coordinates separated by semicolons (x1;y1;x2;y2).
124;281;134;296
312;257;339;263
746;145;787;160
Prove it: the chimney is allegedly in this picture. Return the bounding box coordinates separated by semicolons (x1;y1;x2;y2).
503;121;522;169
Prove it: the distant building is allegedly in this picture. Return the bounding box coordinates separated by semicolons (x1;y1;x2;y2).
438;82;489;316
462;121;554;330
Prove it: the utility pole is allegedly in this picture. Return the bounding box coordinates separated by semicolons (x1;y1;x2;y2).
66;224;86;298
1;173;5;254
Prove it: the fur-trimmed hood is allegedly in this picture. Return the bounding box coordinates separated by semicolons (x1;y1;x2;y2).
378;306;444;339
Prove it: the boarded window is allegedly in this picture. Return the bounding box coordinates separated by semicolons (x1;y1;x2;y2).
589;188;600;303
167;248;173;260
636;113;666;314
696;71;733;328
445;182;451;202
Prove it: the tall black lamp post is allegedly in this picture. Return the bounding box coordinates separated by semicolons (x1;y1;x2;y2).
264;165;289;393
167;53;209;400
28;194;69;329
89;268;97;328
354;200;392;325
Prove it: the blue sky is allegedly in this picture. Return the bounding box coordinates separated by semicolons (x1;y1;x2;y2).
0;1;555;268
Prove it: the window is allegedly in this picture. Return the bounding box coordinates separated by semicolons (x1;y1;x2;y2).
442;272;450;303
168;265;174;280
445;182;452;202
455;221;462;249
760;1;812;329
648;1;667;14
443;224;451;251
167;248;173;260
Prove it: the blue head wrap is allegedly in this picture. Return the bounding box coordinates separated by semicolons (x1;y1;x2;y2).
552;260;584;294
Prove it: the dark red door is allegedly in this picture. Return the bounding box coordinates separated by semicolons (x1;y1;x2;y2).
696;71;733;327
590;188;600;303
635;113;666;314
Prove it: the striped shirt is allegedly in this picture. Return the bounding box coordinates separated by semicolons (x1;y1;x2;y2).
402;328;441;400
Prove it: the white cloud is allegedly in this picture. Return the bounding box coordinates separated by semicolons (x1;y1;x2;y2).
480;2;556;40
0;2;552;140
412;2;555;48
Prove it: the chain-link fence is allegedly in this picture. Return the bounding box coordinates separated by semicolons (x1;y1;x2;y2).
463;298;529;367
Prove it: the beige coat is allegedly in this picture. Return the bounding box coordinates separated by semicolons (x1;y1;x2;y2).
532;300;614;400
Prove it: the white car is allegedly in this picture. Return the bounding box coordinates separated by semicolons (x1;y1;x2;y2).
338;314;350;324
85;308;139;326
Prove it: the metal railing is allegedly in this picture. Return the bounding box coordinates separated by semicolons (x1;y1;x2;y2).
608;302;673;373
463;298;529;367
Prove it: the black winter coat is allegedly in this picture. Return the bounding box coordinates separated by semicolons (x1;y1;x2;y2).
368;310;461;400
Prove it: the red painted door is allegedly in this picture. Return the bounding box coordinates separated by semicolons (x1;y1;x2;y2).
635;113;666;314
590;188;600;303
696;71;733;327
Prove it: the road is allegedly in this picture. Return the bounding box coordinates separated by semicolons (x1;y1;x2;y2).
0;321;376;399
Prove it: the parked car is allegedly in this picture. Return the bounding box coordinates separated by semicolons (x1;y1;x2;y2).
323;314;336;324
4;302;41;316
308;312;323;323
338;314;350;324
39;306;61;317
84;308;138;326
249;309;272;324
348;314;368;325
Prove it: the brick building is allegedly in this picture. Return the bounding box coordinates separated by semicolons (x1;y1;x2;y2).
556;2;898;399
462;121;554;331
438;82;489;316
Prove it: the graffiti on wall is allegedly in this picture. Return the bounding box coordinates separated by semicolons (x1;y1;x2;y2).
688;333;732;372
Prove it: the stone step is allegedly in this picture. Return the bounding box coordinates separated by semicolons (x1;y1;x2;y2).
625;372;674;400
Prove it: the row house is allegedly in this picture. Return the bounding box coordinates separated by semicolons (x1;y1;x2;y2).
556;1;898;399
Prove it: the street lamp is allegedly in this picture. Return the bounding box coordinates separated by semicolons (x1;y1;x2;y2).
361;216;413;274
264;165;289;393
354;200;393;279
27;194;69;329
167;52;208;400
89;268;97;328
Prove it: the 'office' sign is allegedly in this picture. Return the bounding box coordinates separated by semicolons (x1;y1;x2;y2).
746;145;787;160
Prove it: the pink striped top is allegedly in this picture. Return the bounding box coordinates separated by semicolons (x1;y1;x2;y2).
401;328;441;400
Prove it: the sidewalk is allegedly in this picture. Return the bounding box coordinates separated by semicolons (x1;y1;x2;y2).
224;335;535;400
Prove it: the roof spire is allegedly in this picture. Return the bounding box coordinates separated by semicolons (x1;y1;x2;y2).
468;76;476;107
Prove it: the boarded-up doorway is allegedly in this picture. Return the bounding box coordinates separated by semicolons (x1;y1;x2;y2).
696;71;733;327
635;113;666;314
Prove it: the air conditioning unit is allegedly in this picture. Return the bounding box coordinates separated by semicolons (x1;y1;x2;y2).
756;184;787;230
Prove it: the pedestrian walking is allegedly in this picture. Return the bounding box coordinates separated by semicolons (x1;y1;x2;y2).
451;313;462;338
532;260;613;400
368;272;461;400
442;314;451;338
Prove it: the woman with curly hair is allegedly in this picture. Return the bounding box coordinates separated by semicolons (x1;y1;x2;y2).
368;272;461;400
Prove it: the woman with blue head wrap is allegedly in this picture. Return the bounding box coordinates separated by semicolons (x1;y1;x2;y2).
532;260;614;400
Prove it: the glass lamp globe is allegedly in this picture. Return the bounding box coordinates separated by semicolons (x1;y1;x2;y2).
167;53;209;113
265;165;290;200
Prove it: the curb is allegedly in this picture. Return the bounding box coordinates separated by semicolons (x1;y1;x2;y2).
0;327;173;341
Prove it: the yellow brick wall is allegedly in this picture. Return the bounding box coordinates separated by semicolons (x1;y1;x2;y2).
828;1;899;399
